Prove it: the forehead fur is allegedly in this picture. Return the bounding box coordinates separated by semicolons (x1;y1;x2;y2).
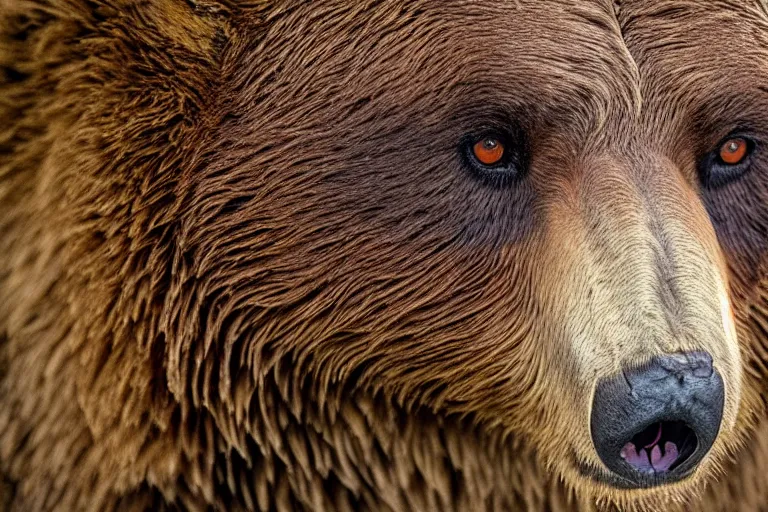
222;1;640;142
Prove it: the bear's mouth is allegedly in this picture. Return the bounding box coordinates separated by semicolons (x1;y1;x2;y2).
620;421;698;473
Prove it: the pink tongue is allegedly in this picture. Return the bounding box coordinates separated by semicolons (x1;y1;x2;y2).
620;441;679;473
645;423;663;449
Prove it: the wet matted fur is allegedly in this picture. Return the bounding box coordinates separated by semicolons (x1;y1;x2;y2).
1;1;768;511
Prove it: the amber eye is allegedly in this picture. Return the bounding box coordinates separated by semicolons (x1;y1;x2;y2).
700;134;756;188
461;128;527;186
718;137;749;165
472;138;505;166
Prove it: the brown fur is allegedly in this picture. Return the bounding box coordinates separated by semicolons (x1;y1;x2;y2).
1;0;768;510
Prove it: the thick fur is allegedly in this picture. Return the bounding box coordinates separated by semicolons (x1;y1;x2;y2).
1;1;768;511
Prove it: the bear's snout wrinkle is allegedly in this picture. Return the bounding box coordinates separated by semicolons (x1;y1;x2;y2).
590;351;724;489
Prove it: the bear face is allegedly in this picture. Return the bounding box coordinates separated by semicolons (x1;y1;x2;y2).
1;1;768;511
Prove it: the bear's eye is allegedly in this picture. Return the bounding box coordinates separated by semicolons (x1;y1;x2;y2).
700;135;756;188
462;131;526;186
473;138;505;166
718;137;749;165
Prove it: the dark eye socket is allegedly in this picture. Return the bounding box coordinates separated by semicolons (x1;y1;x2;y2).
700;134;756;188
461;130;527;187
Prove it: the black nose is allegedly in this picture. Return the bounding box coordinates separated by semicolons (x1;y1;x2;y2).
590;351;724;488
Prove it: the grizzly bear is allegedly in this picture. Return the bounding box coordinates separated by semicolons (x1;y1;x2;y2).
2;0;768;510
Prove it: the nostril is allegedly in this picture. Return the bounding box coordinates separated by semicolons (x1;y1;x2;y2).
590;352;724;488
619;421;698;474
